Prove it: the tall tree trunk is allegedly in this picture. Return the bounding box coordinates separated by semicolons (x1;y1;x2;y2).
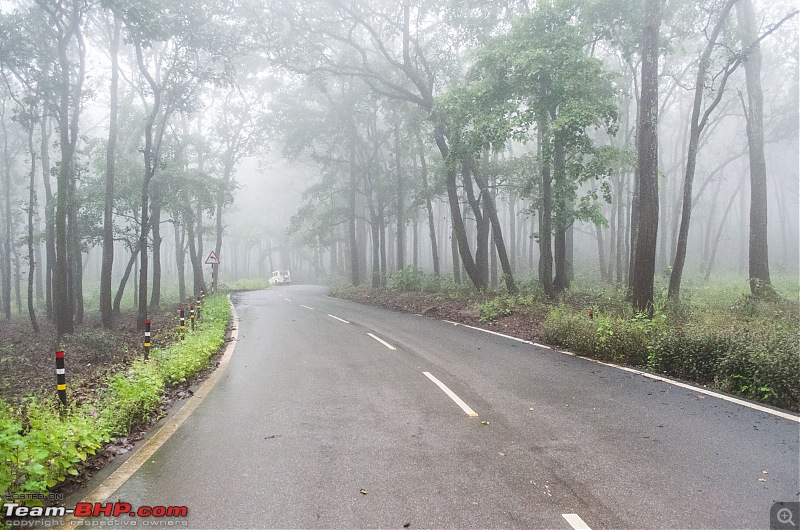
471;164;518;293
417;132;439;276
67;174;83;324
1;101;12;320
349;144;360;285
100;17;120;328
40;115;54;320
394;117;405;271
114;242;140;314
26;123;39;332
173;218;186;302
370;209;381;287
433;126;482;289
463;163;489;288
552;133;569;293
149;193;162;308
536;96;555;299
669;0;739;300
705;179;743;280
632;0;661;314
737;0;772;296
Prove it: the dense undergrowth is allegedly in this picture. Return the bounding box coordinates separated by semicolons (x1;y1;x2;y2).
0;294;231;502
339;268;800;411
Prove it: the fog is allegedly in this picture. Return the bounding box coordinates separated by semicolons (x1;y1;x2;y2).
0;0;797;325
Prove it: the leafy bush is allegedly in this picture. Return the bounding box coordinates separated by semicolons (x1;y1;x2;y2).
1;399;108;498
390;267;426;292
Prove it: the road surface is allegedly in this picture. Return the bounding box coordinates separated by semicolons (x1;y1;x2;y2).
78;285;799;529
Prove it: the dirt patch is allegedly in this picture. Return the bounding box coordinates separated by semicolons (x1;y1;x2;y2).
0;306;183;405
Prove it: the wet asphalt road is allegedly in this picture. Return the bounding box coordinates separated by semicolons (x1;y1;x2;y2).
85;285;799;529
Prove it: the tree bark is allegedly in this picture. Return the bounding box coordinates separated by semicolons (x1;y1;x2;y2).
632;0;661;314
26;122;39;333
669;0;739;300
737;0;772;296
536;96;555;299
100;17;120;328
416;131;439;276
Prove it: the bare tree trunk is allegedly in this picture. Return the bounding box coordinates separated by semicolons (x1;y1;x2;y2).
1;102;12;320
537;96;555;299
149;192;162;308
26;123;39;332
416;132;439;276
394;117;405;271
173;218;186;302
100;17;120;328
349;144;360;285
669;0;739;300
552;133;569;293
737;0;773;296
40;115;54;320
632;0;661;315
114;242;140;314
705;179;743;280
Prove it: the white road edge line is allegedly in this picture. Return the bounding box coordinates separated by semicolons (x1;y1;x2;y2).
442;319;799;423
423;372;479;417
327;314;350;324
562;513;592;530
300;305;314;310
66;296;241;523
589;358;800;423
368;332;396;350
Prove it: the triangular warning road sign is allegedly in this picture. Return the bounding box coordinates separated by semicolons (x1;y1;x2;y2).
205;250;220;265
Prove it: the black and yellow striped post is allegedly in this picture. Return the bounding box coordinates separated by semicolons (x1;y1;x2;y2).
190;303;195;331
196;295;202;320
55;350;67;407
144;319;151;359
179;307;186;332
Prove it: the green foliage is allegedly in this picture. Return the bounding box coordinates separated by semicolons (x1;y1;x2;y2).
0;294;231;501
0;400;108;499
479;296;515;322
390;267;426;292
541;292;799;410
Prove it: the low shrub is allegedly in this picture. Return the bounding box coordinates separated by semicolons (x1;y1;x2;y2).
391;267;426;292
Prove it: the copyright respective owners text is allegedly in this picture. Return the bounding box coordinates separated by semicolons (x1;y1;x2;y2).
772;502;800;530
3;500;190;528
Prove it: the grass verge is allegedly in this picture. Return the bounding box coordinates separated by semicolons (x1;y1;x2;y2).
0;294;231;503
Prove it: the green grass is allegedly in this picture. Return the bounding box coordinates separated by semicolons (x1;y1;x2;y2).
0;294;232;502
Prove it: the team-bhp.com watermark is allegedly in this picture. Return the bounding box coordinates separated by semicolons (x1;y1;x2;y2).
3;501;188;527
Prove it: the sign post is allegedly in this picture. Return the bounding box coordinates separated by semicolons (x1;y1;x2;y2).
205;251;220;292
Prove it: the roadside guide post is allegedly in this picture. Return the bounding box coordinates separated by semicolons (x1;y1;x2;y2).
144;319;151;359
190;303;195;331
179;307;186;333
55;350;67;408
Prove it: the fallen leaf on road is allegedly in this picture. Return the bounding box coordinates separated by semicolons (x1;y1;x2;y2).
529;408;534;411
758;478;767;482
499;452;506;457
762;470;769;474
481;421;489;425
359;489;368;495
403;524;410;528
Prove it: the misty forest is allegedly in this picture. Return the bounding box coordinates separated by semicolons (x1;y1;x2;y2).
0;0;799;508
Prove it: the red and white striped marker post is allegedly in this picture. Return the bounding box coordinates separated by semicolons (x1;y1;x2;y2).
55;350;67;407
144;319;151;359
